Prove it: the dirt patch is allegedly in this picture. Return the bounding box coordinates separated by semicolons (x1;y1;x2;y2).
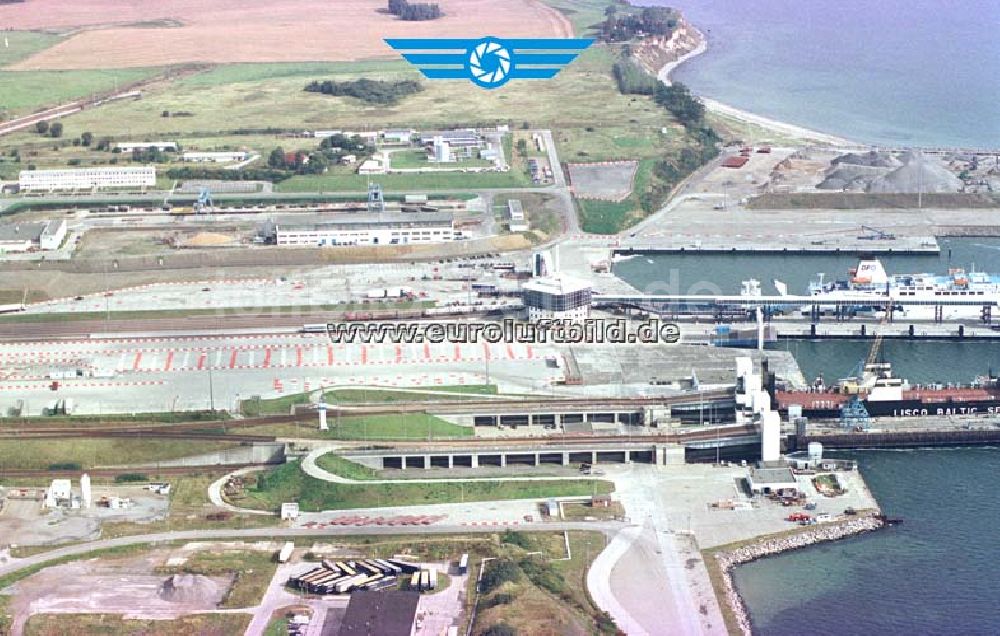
568;161;639;201
3;0;573;70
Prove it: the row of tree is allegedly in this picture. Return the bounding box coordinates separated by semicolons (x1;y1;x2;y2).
387;0;442;21
165;166;293;183
653;82;706;130
304;78;423;105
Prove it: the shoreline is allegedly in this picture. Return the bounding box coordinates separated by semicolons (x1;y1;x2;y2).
711;514;886;635
654;20;855;147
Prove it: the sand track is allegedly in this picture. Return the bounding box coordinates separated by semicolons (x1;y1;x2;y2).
2;0;573;70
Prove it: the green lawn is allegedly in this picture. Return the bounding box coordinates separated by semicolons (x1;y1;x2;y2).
315;454;380;480
0;439;238;470
24;613;251;636
251;413;473;440
240;461;612;512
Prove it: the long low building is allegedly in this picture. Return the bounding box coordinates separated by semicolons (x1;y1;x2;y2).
182;151;248;163
19;166;155;192
274;211;454;247
114;141;177;152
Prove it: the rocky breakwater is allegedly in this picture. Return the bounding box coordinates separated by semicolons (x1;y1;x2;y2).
632;15;704;78
714;515;885;635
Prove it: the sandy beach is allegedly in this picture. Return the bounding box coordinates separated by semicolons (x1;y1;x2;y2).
656;23;854;147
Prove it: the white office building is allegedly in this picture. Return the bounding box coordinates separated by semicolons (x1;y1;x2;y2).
522;274;593;321
19;166;156;192
182;151;248;163
274;211;454;247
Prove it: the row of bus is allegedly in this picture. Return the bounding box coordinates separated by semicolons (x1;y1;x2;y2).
289;558;419;595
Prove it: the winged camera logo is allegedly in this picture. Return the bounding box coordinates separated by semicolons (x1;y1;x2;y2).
385;37;593;89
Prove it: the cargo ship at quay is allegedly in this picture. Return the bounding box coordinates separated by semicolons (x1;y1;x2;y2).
775;361;1000;420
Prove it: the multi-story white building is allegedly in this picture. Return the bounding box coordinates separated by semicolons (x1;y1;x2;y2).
274;212;454;247
182;151;248;163
18;166;156;192
522;274;593;321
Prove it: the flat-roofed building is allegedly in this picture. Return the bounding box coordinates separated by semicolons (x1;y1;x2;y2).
337;590;419;636
274;211;454;247
522;274;593;321
507;199;528;232
182;151;249;163
419;129;480;148
18;166;155;192
115;141;177;152
383;129;415;144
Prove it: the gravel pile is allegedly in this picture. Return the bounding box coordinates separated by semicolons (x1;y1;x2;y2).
159;573;219;603
868;151;963;193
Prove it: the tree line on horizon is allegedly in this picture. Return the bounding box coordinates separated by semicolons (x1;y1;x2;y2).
600;5;678;43
387;0;442;21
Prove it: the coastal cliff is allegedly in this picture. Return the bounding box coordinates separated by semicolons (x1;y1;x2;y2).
631;15;704;78
712;515;886;635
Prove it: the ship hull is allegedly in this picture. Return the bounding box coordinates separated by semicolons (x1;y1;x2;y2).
780;397;1000;420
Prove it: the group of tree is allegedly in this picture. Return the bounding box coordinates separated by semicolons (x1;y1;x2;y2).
267;146;329;175
601;5;678;42
654;81;706;129
318;133;373;161
304;78;423;106
34;121;63;138
612;56;660;95
387;0;442;21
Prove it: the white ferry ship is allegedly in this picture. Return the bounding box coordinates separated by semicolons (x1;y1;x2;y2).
792;259;1000;320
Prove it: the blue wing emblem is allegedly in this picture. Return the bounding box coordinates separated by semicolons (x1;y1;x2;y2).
385;36;593;89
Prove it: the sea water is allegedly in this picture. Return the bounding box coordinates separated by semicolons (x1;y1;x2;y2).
638;0;1000;148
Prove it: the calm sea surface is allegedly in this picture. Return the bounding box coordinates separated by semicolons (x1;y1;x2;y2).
637;0;1000;148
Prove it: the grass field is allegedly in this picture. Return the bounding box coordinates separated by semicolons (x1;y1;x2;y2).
239;461;612;512
0;31;63;68
0;67;160;116
0;439;237;470
24;613;251;636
